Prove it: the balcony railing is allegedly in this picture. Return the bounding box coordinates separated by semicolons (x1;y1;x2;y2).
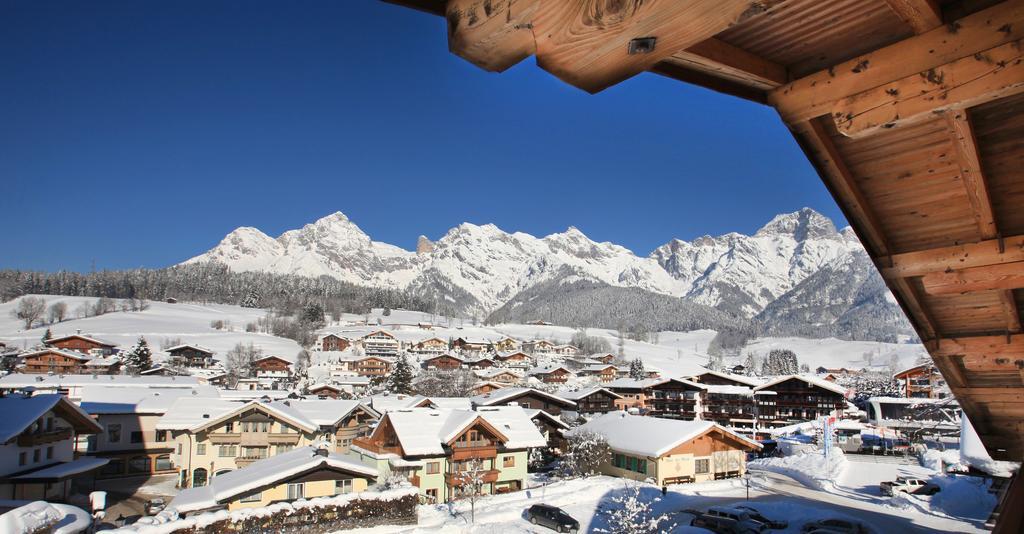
208;433;242;444
18;428;72;447
445;469;500;486
267;433;301;444
352;437;402;456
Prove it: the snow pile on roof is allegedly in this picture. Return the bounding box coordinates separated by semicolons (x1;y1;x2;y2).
266;399;372;427
569;412;759;457
12;456;109;480
423;397;473;410
0;394;99;443
119;486;418;534
749;448;848;491
755;374;847;396
960;412;1020;478
0;374;202;389
169;445;378;513
474;406;548;449
692;370;762;387
471;387;575;408
80;385;220;414
367;406;546;457
703;385;755;395
19;347;94;361
367;394;425;413
155;398;245;430
0;501;92;534
383;409;458;456
554;387;621;401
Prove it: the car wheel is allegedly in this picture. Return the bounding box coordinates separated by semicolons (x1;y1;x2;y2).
530;517;537;525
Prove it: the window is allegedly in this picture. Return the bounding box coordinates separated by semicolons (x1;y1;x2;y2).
33;449;40;463
155;455;173;471
46;447;53;460
425;461;440;474
334;479;353;495
242;446;267;459
240;491;262;503
101;459;124;476
155;430;167;442
107;423;122;443
219;445;237;457
196;444;206;455
286;483;304;500
426;488;438;501
193;468;208;487
86;435;97;452
695;459;710;474
224;423;234;433
276;444;294;454
503;456;515;468
128;456;151;474
18;452;26;466
131;431;144;444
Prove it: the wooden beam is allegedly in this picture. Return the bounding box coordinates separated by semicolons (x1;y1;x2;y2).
832;39;1024;138
1000;290;1024;333
932;333;1024;359
445;0;540;72
649;60;768;103
880;234;1024;279
530;0;781;94
669;37;788;89
947;110;998;240
921;261;1024;295
769;0;1024;125
891;276;940;340
796;118;892;257
883;0;943;34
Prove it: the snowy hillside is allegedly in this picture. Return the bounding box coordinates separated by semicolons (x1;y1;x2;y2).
0;295;301;362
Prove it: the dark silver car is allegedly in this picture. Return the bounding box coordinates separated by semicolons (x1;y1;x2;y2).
526;504;579;533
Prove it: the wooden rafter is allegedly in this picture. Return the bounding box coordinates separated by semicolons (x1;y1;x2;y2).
883;0;943;34
770;0;1024;125
832;40;1024;138
922;262;1024;295
667;38;788;89
1000;290;1024;333
649;60;768;103
890;276;940;341
947;110;998;240
880;234;1024;279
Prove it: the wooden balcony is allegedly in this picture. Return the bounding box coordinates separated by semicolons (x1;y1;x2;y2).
351;437;402;456
208;433;242;444
267;433;301;444
451;445;497;460
445;469;499;486
18;428;72;447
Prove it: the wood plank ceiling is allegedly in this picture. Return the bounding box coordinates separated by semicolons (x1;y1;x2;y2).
383;0;1024;462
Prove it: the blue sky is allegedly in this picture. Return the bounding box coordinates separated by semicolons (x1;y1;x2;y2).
1;1;846;272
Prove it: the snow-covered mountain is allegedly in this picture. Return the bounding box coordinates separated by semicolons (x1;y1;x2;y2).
185;212;683;317
184;208;900;339
650;208;861;317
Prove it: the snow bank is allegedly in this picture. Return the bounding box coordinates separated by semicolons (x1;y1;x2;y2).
920;448;964;474
109;487;417;534
0;501;91;534
890;475;996;521
749;448;847;491
960;414;1020;478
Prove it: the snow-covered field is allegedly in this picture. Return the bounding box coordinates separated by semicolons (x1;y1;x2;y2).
0;295;302;362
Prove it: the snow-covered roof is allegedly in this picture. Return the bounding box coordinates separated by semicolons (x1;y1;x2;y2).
155;398;246;430
11;456;110;480
18;348;93;362
0;394;101;443
79;385;220;414
421;397;473;410
755;374;848;395
604;377;706;390
570;411;760;458
703;385;755;396
164;344;215;355
266;399;376;427
581;364;618;372
0;500;92;534
691;370;762;387
495;350;531;359
555;387;622;401
893;362;934;378
0;374;201;389
521;409;570;430
367;394;426;413
470;387;576;408
375;407;544;457
83;356;120;367
527;364;572;376
47;334;117;347
473;368;524;379
424;353;463;362
169;445;378;513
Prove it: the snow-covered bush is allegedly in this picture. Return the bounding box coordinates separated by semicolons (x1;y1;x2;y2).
560;430;611;478
596;483;673;534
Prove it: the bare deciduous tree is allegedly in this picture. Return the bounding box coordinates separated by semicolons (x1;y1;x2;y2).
12;296;46;329
47;302;68;324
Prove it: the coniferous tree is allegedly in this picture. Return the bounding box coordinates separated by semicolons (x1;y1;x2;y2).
386;354;415;395
41;328;52;344
628;358;646;380
124;337;153;375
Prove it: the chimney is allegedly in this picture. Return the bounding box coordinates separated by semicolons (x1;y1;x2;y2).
315;445;329;457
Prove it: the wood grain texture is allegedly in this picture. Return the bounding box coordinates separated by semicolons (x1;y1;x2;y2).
831;39;1024;138
922;261;1024;295
669;37;788;89
881;234;1024;278
883;0;943;34
770;0;1024;124
446;0;540;72
531;0;778;93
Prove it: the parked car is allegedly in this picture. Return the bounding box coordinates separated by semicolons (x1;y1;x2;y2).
526;504;579;533
880;477;940;496
800;518;869;533
690;506;768;533
734;505;788;529
144;498;166;516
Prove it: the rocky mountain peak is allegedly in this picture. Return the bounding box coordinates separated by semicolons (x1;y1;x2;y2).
754;207;838;240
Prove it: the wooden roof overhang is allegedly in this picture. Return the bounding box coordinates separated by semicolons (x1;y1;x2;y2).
383;0;1024;463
